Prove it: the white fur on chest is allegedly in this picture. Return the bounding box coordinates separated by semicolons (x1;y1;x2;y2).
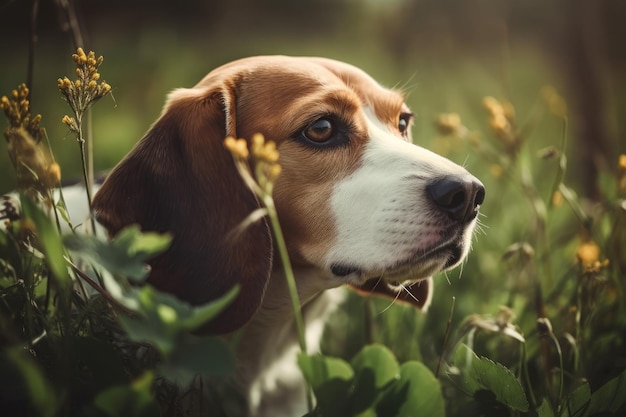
236;270;344;417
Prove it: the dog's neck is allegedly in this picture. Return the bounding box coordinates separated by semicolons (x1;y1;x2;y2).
234;266;343;417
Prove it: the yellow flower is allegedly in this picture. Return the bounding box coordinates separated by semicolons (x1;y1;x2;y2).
59;48;112;123
482;96;517;146
42;162;62;188
435;113;463;136
224;136;249;159
552;190;564;207
576;240;609;273
251;133;279;163
482;96;503;116
5;127;58;194
577;241;600;267
266;164;282;183
1;83;44;142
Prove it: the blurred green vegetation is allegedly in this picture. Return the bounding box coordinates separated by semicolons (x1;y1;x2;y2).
2;0;626;416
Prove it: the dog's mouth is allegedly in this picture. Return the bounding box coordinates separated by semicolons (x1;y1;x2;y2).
330;240;464;285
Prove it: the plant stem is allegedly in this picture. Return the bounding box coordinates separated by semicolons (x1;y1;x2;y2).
520;343;538;409
436;296;456;378
77;122;98;236
264;197;307;352
548;331;564;414
263;195;313;411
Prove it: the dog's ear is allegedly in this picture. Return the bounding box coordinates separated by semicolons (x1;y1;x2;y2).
351;277;433;311
92;82;273;334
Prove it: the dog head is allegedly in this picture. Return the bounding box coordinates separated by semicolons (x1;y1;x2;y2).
92;56;484;334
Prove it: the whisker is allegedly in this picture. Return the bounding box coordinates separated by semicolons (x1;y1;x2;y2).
401;283;421;304
457;260;465;280
379;288;403;315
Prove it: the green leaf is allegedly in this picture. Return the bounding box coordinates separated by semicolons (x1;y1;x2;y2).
587;369;626;415
118;285;239;353
91;371;159;417
64;224;171;282
537;398;556;417
349;344;401;414
299;353;355;417
159;334;234;387
452;343;529;412
298;353;354;391
351;344;400;389
377;361;445;417
21;196;70;289
564;383;590;417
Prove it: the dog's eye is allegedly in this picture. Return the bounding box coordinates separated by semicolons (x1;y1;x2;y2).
398;113;413;136
304;118;334;143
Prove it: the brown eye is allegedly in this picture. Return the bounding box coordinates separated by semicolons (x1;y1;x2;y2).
304;118;334;142
398;113;413;135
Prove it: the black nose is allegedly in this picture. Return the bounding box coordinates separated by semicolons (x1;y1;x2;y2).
427;176;485;222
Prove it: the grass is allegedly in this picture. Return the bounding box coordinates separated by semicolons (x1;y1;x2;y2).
1;13;625;417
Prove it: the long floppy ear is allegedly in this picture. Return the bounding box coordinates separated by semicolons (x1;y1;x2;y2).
92;82;273;334
351;277;433;311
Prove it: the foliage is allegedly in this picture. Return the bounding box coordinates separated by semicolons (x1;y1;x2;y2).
1;14;626;417
0;50;238;416
299;344;445;417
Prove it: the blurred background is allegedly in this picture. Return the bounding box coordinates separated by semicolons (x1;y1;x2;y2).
1;0;624;195
1;1;625;412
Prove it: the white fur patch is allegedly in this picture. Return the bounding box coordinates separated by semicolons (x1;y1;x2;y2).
326;108;475;283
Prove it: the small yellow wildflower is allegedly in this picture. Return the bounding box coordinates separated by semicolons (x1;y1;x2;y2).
552;190;564;207
0;83;44;142
58;48;112;126
482;96;503;117
224;134;282;196
224;136;249;159
251;133;279;163
5;127;59;195
576;240;609;273
434;113;462;136
42;162;62;188
266;163;282;183
482;96;517;146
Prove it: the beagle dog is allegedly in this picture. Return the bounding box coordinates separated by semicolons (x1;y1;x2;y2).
91;56;485;416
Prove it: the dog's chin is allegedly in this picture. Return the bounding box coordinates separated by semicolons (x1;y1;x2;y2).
331;240;467;287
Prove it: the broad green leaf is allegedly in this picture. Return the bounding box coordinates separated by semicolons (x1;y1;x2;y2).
21;196;70;289
298;353;354;390
92;371;159;417
453;343;529;412
298;353;354;417
537;398;556;417
377;361;445;417
64;224;171;282
587;369;626;415
564;382;591;417
351;344;400;389
118;285;239;353
159;334;234;387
